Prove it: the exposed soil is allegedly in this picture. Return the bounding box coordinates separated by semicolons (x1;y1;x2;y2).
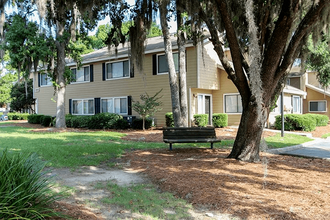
3;121;330;219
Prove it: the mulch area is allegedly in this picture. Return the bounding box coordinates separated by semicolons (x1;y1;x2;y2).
3;121;330;219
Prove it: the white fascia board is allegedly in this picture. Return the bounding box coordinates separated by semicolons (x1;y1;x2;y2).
306;84;330;97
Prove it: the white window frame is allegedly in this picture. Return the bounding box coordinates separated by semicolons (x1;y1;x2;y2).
72;98;94;115
157;53;179;75
71;65;90;83
309;100;327;112
101;96;128;115
40;73;52;87
224;93;243;114
105;60;130;80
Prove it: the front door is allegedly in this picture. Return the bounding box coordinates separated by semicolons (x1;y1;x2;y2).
198;94;212;125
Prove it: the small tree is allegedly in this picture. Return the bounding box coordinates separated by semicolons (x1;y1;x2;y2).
132;89;163;130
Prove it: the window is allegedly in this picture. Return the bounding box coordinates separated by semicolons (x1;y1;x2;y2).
40;73;52;86
101;97;128;114
72;99;94;115
71;66;90;83
225;94;242;113
292;96;301;113
309;101;327;112
106;60;129;79
157;53;179;74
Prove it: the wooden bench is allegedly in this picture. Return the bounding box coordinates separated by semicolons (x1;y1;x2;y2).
163;127;221;150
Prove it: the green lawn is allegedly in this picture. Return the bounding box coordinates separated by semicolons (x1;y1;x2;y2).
0;122;313;167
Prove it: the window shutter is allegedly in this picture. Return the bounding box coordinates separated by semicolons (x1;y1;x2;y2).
128;96;132;115
94;98;100;114
130;63;134;78
90;65;94;82
102;63;106;81
38;73;41;87
69;99;72;114
152;54;157;75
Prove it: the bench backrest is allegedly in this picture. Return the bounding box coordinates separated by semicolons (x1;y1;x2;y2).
163;127;216;139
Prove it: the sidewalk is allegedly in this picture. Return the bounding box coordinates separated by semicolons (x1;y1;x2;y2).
267;137;330;160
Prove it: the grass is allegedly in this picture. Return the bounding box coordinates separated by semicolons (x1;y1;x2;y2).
265;133;313;149
0;122;313;167
97;182;192;219
321;133;330;138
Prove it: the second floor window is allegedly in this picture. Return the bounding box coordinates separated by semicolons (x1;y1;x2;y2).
40;73;52;86
157;53;179;74
106;60;129;79
71;66;90;83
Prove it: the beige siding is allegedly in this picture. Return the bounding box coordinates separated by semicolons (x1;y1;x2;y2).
307;72;319;87
35;48;201;127
212;69;241;126
198;44;220;90
289;77;301;89
304;87;330;119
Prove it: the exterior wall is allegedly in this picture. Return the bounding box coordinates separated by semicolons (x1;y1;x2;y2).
34;47;199;127
303;87;330;119
307;71;320;87
212;69;241;126
289;77;301;89
198;43;220;90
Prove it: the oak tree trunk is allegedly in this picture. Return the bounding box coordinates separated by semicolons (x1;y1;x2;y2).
55;21;67;128
177;9;188;127
228;97;268;162
159;0;182;127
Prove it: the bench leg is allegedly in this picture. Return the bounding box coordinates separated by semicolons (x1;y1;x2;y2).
211;142;213;149
169;143;172;151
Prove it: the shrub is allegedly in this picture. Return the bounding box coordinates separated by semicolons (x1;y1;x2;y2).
274;114;316;132
132;118;152;129
7;113;29;120
165;112;174;127
0;149;60;219
114;118;129;129
27;114;44;124
40;115;53;127
65;113;126;129
212;113;228;128
305;113;329;126
193;114;208;127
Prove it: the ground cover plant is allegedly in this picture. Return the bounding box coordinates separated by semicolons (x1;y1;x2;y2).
0;149;61;219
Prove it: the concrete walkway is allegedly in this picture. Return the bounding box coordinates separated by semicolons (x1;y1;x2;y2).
267;137;330;160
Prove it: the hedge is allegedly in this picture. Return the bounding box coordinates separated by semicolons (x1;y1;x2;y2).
304;113;329;126
212;113;228;128
27;114;45;124
7;113;29;120
193;114;208;127
165;112;174;127
131;118;152;130
274;114;318;132
65;113;129;129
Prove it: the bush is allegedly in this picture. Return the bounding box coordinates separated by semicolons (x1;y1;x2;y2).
274;114;316;132
7;113;29;120
212;113;228;128
132;118;152;129
40;115;53;127
65;113;127;129
305;113;329;126
193;114;208;127
27;114;44;124
0;149;60;219
165;112;174;127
